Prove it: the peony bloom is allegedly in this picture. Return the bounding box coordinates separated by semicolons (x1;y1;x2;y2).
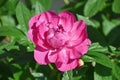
28;11;91;71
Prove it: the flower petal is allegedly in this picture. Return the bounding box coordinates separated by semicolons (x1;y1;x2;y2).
28;29;38;43
28;29;48;50
56;48;69;64
37;23;48;39
66;47;81;59
71;20;87;40
34;46;50;65
48;50;57;63
67;20;87;47
58;11;76;32
55;59;79;72
28;29;34;42
28;14;40;28
36;11;59;27
75;39;91;55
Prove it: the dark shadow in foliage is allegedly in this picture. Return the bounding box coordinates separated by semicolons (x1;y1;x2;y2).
0;61;13;80
87;26;107;46
107;25;120;48
95;63;112;76
9;44;34;64
0;44;35;80
73;62;94;80
37;63;62;80
59;0;87;15
82;62;94;80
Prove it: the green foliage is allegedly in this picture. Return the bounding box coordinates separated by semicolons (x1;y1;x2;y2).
84;0;106;17
0;0;120;80
16;2;31;33
112;0;120;13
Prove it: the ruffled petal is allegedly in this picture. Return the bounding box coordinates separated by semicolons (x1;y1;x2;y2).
34;46;50;65
70;20;87;40
37;23;48;39
56;48;69;64
28;29;34;42
27;28;48;50
28;14;40;28
55;59;79;72
75;39;91;55
48;50;57;63
58;11;76;32
36;11;59;27
28;29;38;43
67;20;87;47
36;12;59;39
46;31;67;48
66;47;81;59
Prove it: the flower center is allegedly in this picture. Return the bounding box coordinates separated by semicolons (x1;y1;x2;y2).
46;26;67;49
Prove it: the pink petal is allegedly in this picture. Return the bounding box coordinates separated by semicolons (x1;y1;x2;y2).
36;11;59;27
67;31;87;47
46;31;67;48
55;59;79;72
70;20;87;40
34;46;50;65
66;47;81;59
36;11;59;39
28;29;34;42
48;50;57;63
28;28;39;43
58;11;76;32
28;14;41;28
67;20;87;47
37;23;48;39
27;29;49;50
56;48;69;64
27;29;48;50
75;39;91;55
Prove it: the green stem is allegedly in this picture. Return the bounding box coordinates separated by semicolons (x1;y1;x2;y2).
48;64;54;70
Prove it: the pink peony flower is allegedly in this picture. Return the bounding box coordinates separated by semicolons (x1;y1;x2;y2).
28;11;91;71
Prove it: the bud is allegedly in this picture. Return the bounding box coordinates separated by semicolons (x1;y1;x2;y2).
78;59;84;67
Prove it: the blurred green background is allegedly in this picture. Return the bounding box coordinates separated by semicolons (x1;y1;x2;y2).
0;0;120;80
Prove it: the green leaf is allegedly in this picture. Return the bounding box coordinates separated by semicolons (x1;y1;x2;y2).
30;0;52;12
31;72;44;78
94;64;112;80
35;1;45;14
112;63;120;80
16;2;31;32
38;0;52;10
0;26;25;38
89;42;108;53
102;16;120;36
62;70;73;80
87;51;112;68
0;39;19;51
82;55;94;62
102;15;120;46
13;71;23;80
0;0;18;15
112;0;120;13
84;0;106;17
76;14;96;27
0;15;15;27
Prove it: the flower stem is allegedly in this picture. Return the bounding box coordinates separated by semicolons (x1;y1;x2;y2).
48;64;54;70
